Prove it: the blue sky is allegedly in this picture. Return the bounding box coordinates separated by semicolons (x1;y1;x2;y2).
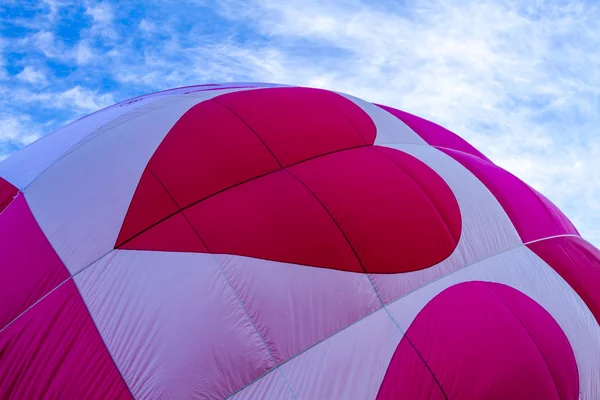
1;0;599;246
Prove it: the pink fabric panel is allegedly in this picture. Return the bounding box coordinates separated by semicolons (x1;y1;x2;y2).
215;253;381;364
441;148;579;243
0;280;132;400
0;195;69;329
379;281;578;400
377;104;491;161
528;236;600;324
74;250;275;400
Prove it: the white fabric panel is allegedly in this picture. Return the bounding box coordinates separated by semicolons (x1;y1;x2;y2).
23;88;262;275
384;245;600;399
229;371;295;400
0;96;164;190
277;307;402;400
371;143;522;304
74;249;280;400
214;254;381;364
335;92;427;145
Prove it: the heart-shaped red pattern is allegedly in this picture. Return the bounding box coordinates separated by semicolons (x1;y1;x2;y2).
116;87;461;274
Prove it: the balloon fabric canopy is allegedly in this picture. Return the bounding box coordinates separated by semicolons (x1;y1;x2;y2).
1;82;599;400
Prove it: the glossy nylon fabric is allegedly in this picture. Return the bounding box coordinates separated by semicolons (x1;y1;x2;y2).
0;82;599;400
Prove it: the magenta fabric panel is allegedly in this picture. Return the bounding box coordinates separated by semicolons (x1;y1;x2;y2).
376;104;491;161
530;186;581;236
441;148;579;243
528;236;600;324
487;282;579;400
0;195;70;329
376;338;446;400
379;281;577;399
0;280;132;400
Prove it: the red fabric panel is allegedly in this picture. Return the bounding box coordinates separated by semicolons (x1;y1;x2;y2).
377;104;491;161
0;176;18;213
374;146;461;243
184;169;362;272
119;212;207;253
528;236;600;324
323;90;377;144
0;195;69;329
378;282;578;400
116;168;179;247
441;148;579;243
288;146;460;273
0;280;132;400
148;100;280;209
213;87;373;166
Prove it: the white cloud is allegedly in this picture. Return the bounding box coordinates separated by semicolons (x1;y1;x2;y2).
84;1;118;39
85;2;113;25
0;114;42;146
7;86;114;114
51;86;115;112
139;19;156;34
16;66;47;85
75;41;95;65
29;30;59;58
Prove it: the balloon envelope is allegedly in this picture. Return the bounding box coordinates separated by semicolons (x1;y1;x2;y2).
1;82;599;399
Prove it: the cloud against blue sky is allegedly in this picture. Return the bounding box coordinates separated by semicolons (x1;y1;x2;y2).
1;0;599;245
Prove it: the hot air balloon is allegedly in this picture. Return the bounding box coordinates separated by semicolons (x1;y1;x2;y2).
1;83;598;399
